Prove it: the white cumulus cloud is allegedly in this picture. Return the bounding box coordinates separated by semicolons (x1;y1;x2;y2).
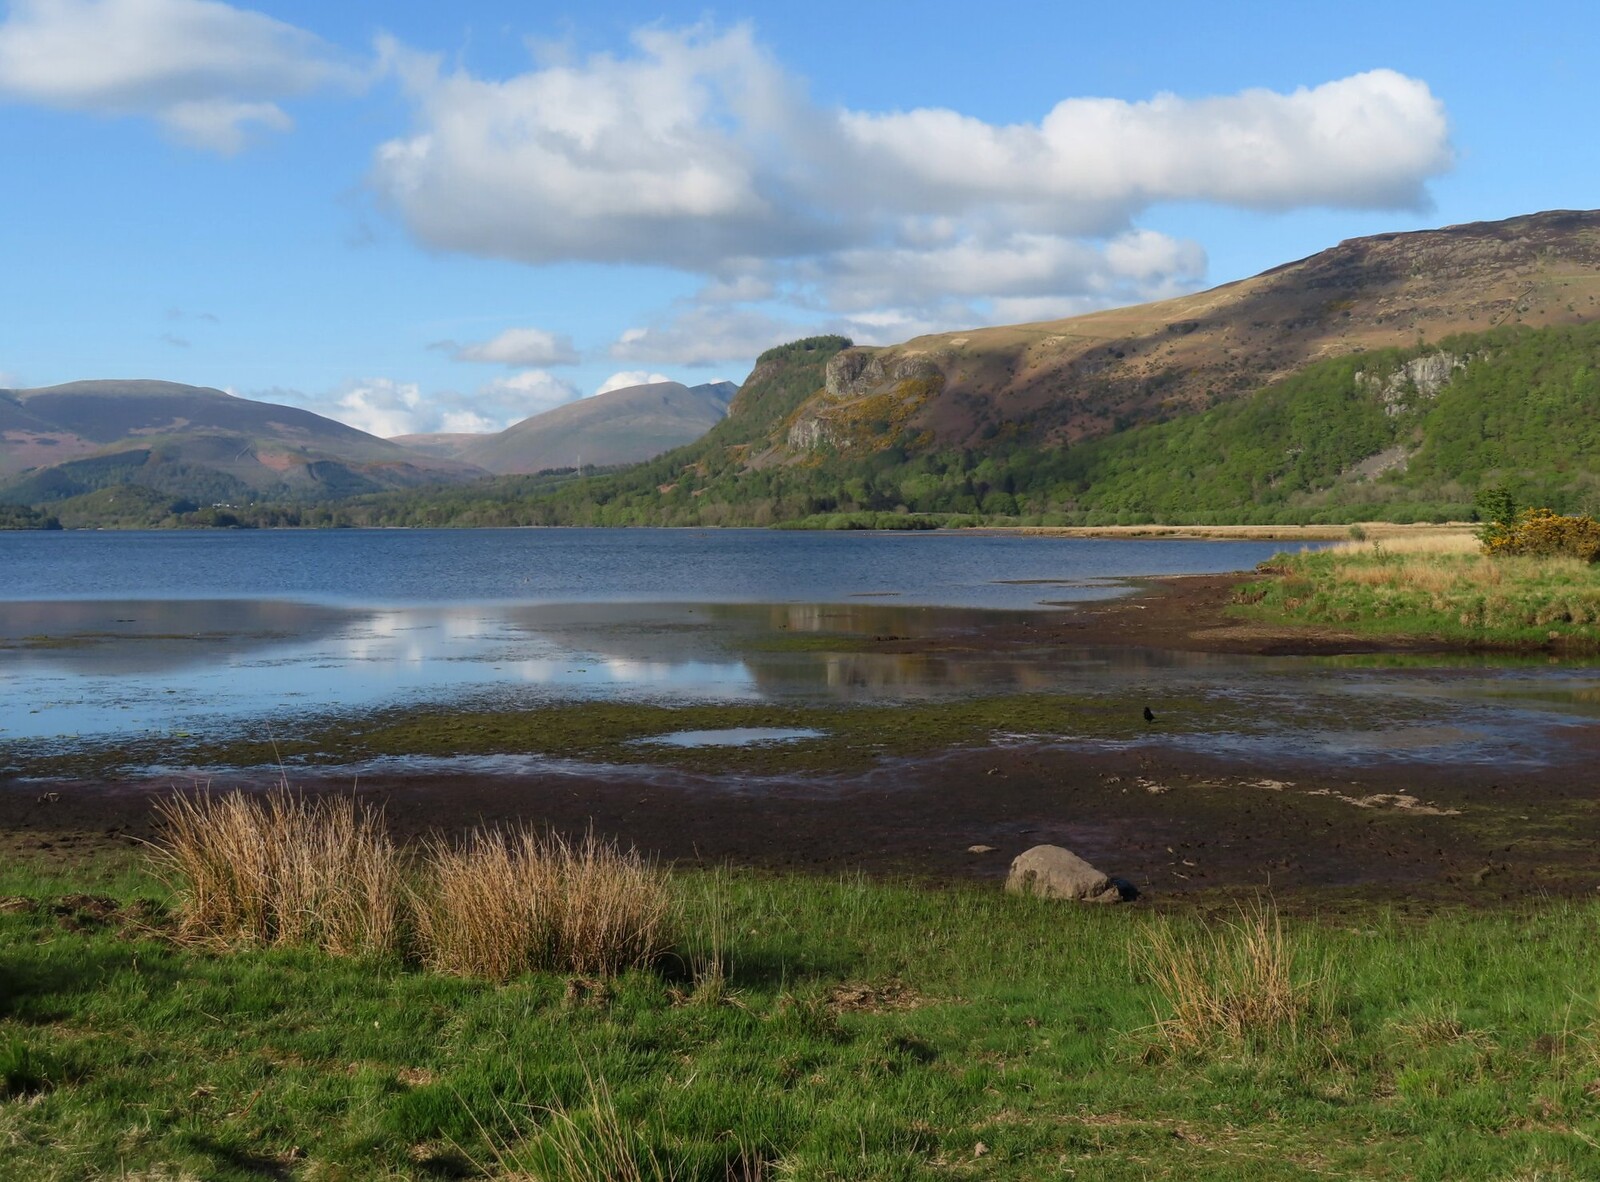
264;368;584;437
370;24;1452;335
475;369;581;421
447;326;579;367
329;377;427;437
0;0;361;151
595;371;672;396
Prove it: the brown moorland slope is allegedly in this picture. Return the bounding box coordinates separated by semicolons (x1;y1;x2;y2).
783;209;1600;457
0;380;482;490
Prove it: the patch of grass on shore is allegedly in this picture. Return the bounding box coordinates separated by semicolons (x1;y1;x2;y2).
1235;534;1600;647
5;841;1600;1179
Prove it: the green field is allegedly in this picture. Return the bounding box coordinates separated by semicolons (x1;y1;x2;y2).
5;841;1600;1180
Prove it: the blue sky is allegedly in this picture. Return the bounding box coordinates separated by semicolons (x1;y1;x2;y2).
0;0;1594;437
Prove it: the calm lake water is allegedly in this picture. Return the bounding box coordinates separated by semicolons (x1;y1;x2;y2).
0;527;1296;608
1;528;1596;769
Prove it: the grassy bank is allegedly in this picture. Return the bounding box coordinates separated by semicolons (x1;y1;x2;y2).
1235;531;1600;647
5;837;1600;1180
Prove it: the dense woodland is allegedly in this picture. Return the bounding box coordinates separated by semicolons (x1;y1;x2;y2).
6;323;1600;530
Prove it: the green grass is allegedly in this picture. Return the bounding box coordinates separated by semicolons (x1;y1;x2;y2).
5;848;1600;1179
1236;545;1600;648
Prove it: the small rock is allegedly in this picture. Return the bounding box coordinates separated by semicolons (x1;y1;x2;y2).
967;844;997;854
1005;845;1134;903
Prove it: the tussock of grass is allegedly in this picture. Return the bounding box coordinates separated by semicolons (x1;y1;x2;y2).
1136;897;1323;1054
417;828;673;981
153;788;405;956
154;794;671;978
478;1073;677;1182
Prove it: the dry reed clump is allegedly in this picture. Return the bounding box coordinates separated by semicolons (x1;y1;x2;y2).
415;828;674;981
1134;897;1322;1055
153;788;404;957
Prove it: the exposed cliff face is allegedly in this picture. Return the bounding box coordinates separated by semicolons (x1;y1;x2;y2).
772;209;1600;460
784;350;944;453
1357;352;1468;417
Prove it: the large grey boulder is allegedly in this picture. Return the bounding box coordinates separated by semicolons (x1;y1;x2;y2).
1005;845;1131;904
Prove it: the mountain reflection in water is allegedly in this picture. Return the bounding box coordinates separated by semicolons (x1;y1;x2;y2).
0;599;1243;741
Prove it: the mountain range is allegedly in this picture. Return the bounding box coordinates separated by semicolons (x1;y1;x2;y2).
0;380;478;504
5;208;1599;528
389;208;1600;529
0;377;736;517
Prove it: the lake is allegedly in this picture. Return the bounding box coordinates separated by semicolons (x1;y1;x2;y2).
1;528;1595;770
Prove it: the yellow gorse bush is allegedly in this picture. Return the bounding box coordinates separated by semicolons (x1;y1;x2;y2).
1481;507;1600;562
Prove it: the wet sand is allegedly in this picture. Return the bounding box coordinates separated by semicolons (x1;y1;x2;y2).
6;574;1599;908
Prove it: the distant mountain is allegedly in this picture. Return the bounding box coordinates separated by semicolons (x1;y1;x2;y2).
391;380;736;475
385;433;483;460
0;380;483;504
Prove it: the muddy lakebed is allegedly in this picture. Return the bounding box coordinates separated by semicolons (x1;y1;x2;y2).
3;528;1599;904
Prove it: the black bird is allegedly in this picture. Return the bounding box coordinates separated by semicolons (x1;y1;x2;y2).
1143;706;1156;723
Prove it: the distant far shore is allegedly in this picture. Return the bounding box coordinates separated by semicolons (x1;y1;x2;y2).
991;521;1481;542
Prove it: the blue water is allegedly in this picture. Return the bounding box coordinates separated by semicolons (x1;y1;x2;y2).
0;527;1305;608
4;528;1596;772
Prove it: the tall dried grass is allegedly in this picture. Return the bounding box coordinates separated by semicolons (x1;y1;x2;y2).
1135;897;1322;1054
1331;530;1481;556
416;827;675;981
153;788;404;957
152;793;675;980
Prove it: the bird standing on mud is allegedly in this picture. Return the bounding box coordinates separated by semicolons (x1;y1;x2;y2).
1143;706;1156;723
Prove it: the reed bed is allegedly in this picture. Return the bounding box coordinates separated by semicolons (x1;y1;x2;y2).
1331;529;1482;556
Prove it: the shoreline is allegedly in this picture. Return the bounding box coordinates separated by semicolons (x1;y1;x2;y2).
6;570;1599;908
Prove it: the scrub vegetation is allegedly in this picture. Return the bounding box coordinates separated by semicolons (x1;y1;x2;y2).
4;836;1600;1179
